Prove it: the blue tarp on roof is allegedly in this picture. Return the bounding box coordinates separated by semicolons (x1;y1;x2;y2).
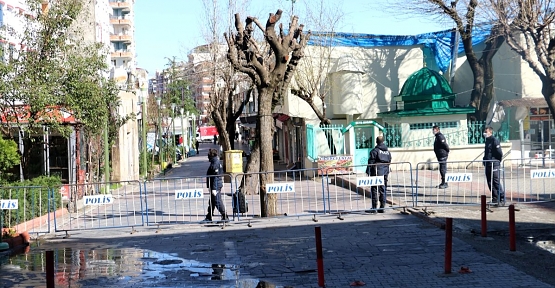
307;26;491;74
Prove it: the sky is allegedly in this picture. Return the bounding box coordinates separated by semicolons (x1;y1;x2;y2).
134;0;448;77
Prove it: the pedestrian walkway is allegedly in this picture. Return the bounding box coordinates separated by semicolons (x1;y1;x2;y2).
2;147;555;287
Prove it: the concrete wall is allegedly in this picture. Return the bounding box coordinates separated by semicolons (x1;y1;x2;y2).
112;91;139;181
285;45;424;122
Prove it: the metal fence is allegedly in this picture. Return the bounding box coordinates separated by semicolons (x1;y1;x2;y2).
233;168;327;219
5;158;555;233
0;186;55;237
143;175;235;225
325;162;414;213
502;158;555;203
414;160;497;207
306;124;344;160
53;181;143;232
383;120;510;148
231;162;414;218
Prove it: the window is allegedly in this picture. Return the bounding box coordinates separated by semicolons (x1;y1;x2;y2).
409;122;459;130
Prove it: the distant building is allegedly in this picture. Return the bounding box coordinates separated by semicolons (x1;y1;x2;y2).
109;0;139;182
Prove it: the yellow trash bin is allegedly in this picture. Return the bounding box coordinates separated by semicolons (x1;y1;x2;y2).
224;150;243;173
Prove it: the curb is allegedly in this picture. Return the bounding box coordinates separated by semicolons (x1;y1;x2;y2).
406;207;446;229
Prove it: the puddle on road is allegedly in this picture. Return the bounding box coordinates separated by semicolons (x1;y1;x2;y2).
536;240;555;254
526;234;555;255
0;246;279;287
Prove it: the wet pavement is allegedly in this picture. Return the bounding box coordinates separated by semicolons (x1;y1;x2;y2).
2;142;555;287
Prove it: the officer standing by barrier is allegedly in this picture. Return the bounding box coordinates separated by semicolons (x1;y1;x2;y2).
433;125;450;189
204;148;229;222
366;135;391;213
483;126;505;206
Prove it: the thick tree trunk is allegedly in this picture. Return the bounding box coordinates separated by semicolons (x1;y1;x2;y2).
211;110;231;151
478;60;495;121
258;86;276;217
241;140;259;195
226;120;235;150
468;64;485;120
542;77;555;121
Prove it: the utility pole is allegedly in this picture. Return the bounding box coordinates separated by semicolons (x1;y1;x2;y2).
104;119;110;194
171;103;177;164
141;96;147;177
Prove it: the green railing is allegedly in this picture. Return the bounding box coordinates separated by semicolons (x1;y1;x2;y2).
383;121;509;148
306;124;344;160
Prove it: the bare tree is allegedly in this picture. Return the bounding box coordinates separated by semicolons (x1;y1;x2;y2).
490;1;555;120
199;0;252;150
378;0;505;120
209;70;253;151
225;10;310;216
290;0;343;126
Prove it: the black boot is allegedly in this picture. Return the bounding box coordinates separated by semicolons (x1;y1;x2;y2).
203;212;213;222
378;203;385;213
368;202;378;214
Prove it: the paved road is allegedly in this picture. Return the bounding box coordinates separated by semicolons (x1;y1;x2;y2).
2;143;555;287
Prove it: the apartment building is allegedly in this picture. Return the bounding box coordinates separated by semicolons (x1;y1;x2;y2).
0;0;29;61
109;0;135;84
0;0;139;183
108;0;139;181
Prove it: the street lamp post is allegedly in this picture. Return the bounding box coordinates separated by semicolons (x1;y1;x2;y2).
141;96;147;178
171;103;176;164
191;113;196;150
156;97;163;169
180;108;185;158
186;111;190;148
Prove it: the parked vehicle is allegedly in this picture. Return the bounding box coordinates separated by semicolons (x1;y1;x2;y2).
196;126;219;143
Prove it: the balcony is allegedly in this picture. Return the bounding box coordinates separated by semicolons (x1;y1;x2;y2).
110;33;132;43
109;1;131;11
111;50;133;59
109;16;132;26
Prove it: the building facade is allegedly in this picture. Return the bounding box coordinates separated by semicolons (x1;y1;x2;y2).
275;30;546;171
109;0;139;181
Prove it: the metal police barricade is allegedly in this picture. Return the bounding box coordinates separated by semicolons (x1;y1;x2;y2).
0;186;53;237
53;180;143;232
414;160;500;207
503;157;555;203
325;162;413;213
232;167;328;220
143;174;234;225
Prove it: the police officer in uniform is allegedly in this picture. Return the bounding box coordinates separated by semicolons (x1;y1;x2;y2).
483;126;505;206
204;148;229;221
433;125;450;188
366;135;391;213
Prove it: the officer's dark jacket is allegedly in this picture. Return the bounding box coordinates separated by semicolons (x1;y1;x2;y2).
366;143;392;176
433;132;450;159
483;135;503;165
207;156;223;190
